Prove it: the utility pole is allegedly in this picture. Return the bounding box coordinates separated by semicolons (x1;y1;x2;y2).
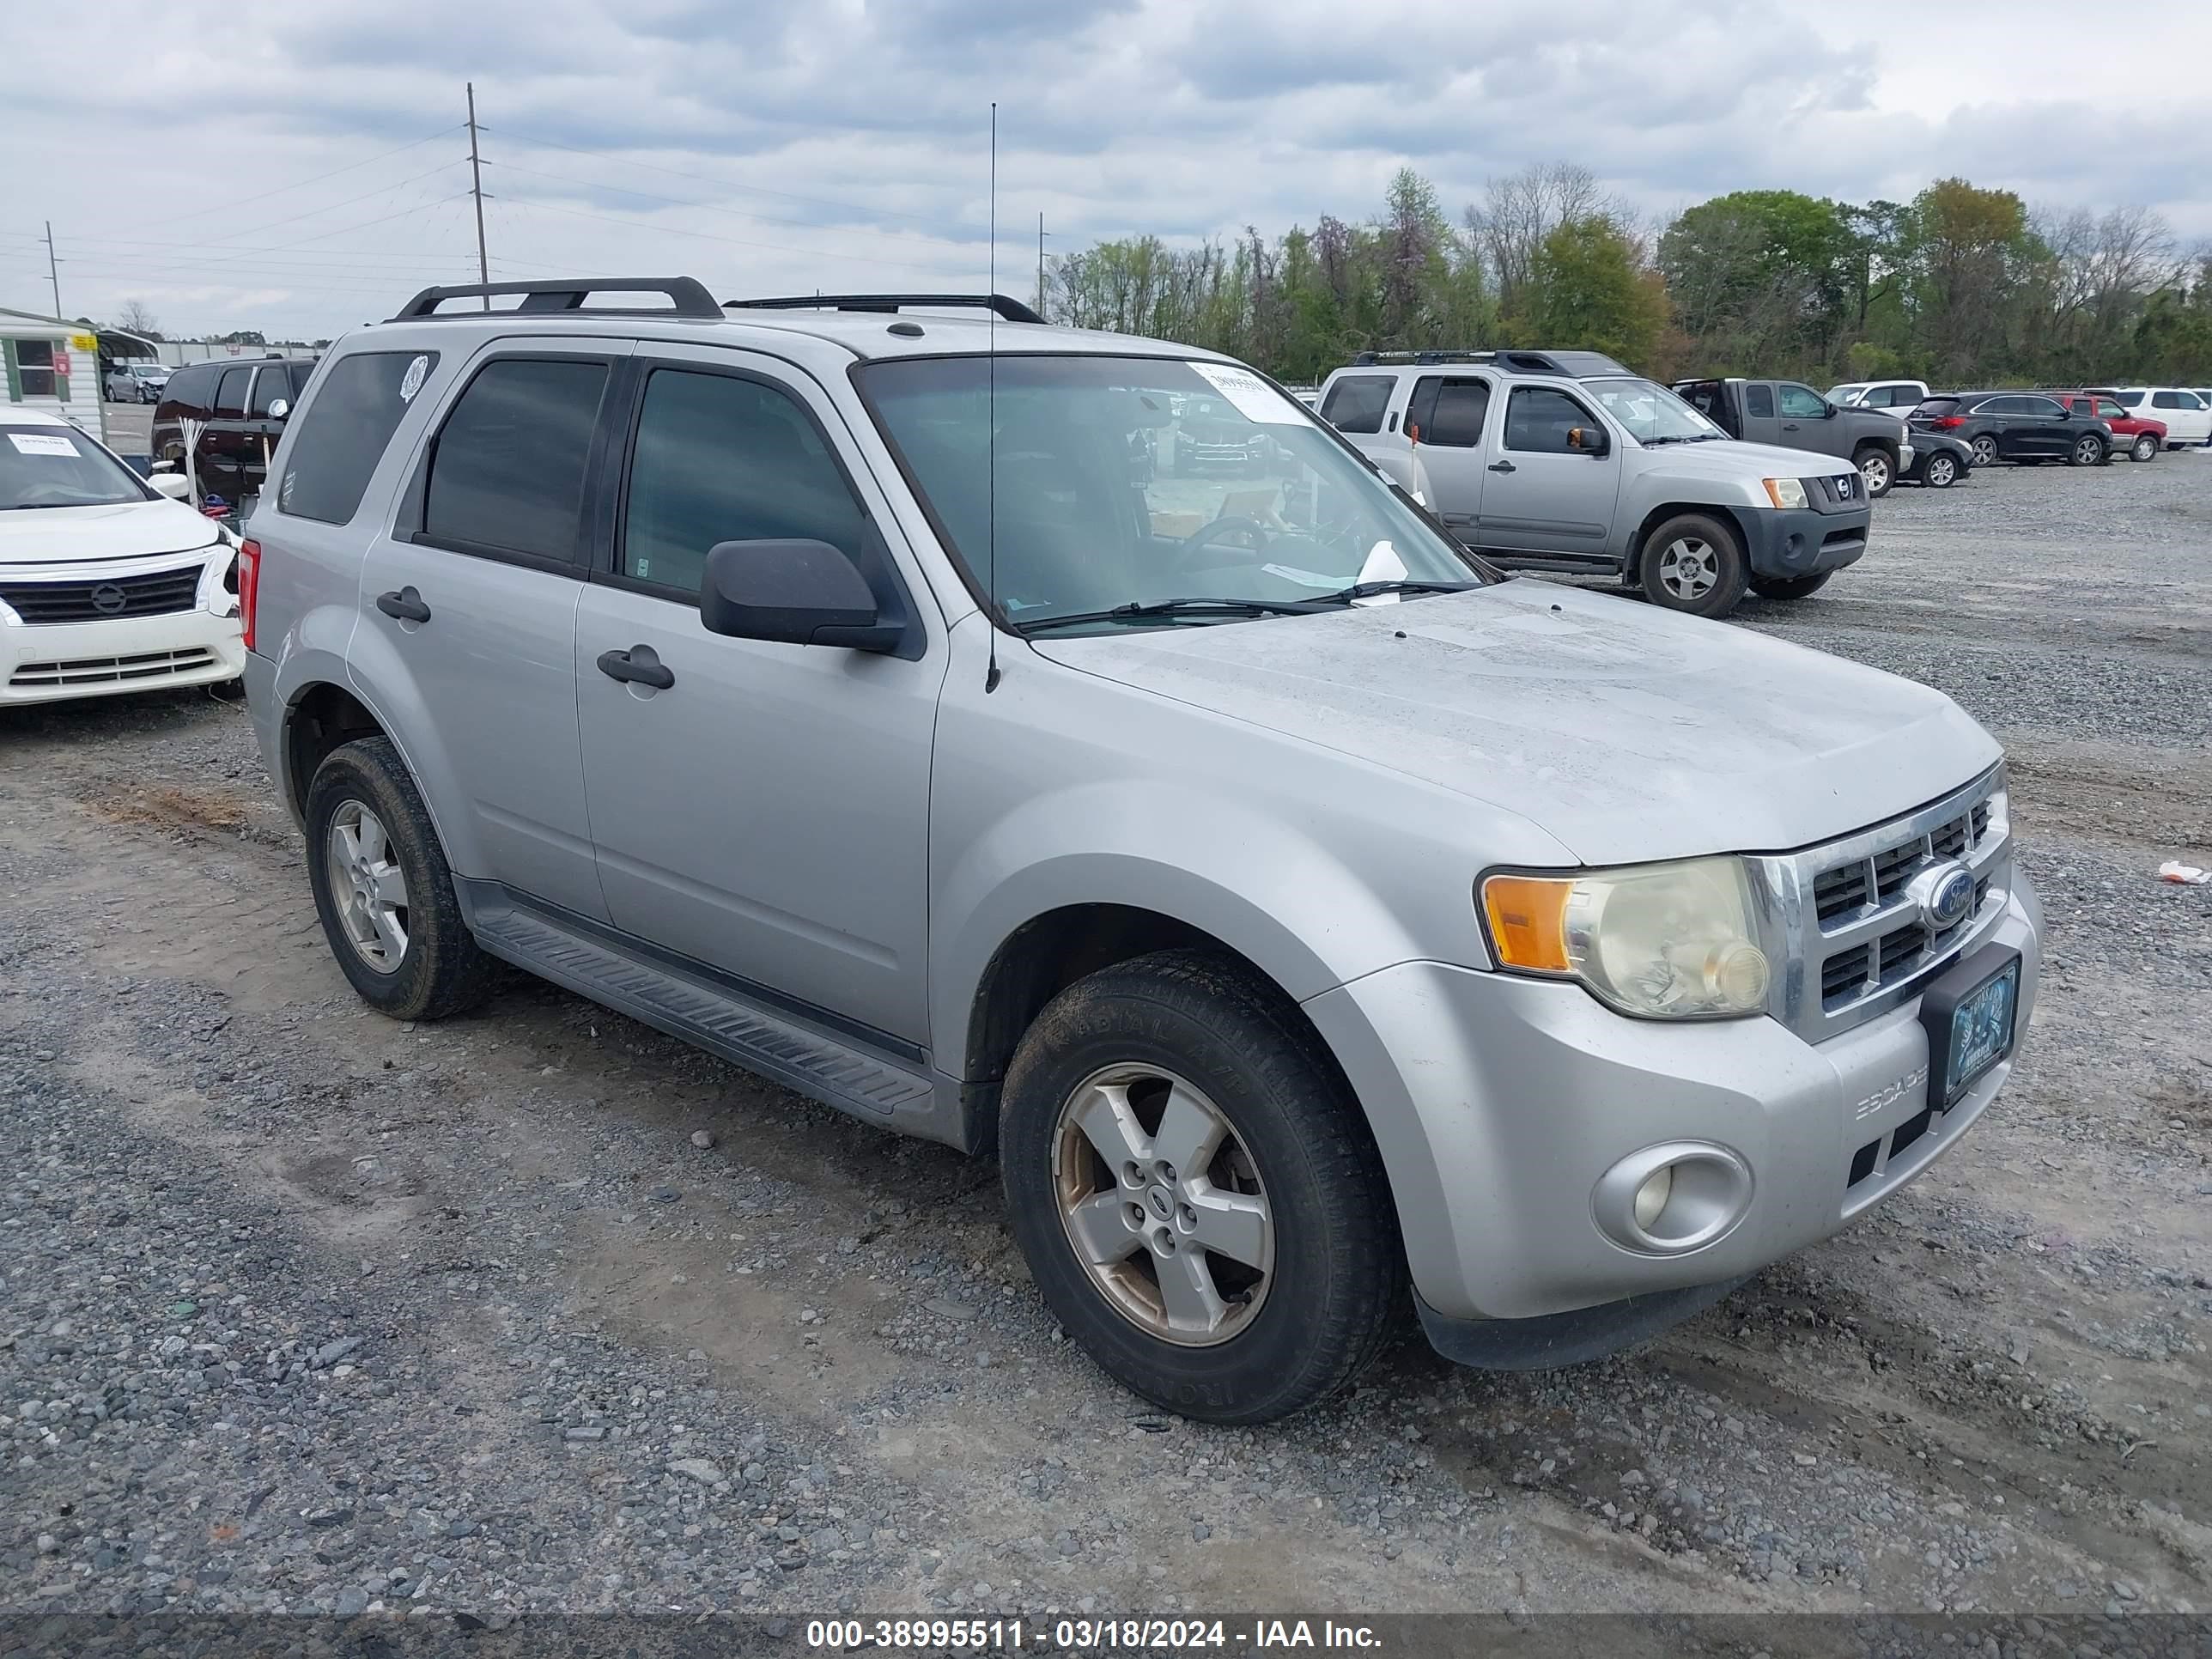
42;221;61;319
1036;213;1048;321
466;82;489;308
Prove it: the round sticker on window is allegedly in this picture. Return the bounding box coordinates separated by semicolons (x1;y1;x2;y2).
399;356;430;403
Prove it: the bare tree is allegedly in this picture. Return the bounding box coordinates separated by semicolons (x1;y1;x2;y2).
1466;161;1611;317
114;299;162;337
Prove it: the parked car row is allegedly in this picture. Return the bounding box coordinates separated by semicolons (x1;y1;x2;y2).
1833;380;2212;460
148;356;319;507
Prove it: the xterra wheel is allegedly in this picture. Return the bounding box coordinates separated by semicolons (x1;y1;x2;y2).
305;736;495;1022
999;950;1403;1425
2067;434;2104;467
1748;571;1832;601
1969;434;1998;467
1638;512;1748;619
2131;434;2159;462
1853;446;1893;498
1923;453;1959;488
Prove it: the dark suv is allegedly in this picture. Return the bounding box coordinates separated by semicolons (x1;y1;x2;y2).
1907;391;2110;469
153;356;317;504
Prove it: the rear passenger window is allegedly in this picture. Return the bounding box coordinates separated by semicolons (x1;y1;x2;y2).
1423;380;1490;447
422;358;609;562
1745;385;1774;419
1319;375;1392;434
2152;391;2182;410
276;350;439;526
621;369;866;597
213;368;250;418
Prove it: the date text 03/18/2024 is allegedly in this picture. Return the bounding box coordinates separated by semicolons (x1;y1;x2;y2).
804;1618;1382;1650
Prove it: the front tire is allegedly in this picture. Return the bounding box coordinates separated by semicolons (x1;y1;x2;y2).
305;737;496;1022
1638;513;1748;619
2131;434;2159;462
999;950;1403;1425
1923;453;1959;488
1748;571;1832;601
1853;446;1893;498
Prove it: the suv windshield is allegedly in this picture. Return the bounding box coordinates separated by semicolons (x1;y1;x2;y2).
1581;377;1723;443
860;355;1488;634
1;423;151;510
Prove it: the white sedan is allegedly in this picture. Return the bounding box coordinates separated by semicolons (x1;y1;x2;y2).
0;410;245;706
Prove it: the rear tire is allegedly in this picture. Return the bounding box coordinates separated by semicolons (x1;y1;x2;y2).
999;949;1403;1425
1638;513;1748;619
1969;434;1998;467
1852;446;1893;498
304;737;496;1023
1748;572;1832;601
2067;434;2103;467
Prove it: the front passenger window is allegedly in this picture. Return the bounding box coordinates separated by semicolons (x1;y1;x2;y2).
1502;387;1601;455
1778;384;1826;418
622;369;867;597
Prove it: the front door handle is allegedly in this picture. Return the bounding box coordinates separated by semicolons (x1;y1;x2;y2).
375;586;430;623
597;644;674;690
1781;422;1800;431
1487;460;1516;473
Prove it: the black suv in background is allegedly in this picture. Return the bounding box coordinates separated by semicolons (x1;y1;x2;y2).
1907;391;2110;469
152;356;317;503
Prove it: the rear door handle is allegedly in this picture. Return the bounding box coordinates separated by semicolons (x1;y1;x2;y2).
375;586;430;623
1487;460;1516;473
597;644;674;690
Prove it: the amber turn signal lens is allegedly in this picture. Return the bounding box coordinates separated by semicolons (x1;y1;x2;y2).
1480;875;1573;973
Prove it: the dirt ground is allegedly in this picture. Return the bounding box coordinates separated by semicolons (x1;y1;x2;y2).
3;455;2209;1627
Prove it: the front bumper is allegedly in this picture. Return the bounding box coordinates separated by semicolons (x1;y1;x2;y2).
1302;875;2039;1337
1;547;243;705
1741;502;1869;579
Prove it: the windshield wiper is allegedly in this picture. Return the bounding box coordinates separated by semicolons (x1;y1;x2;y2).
1310;579;1478;605
1640;433;1722;446
1015;596;1324;635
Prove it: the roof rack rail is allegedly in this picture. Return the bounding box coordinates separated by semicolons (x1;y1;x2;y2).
726;292;1046;325
390;277;722;322
1347;347;1632;377
1349;349;1496;367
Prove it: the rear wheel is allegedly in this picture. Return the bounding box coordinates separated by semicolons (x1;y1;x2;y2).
1923;453;1959;488
2067;434;2104;467
1638;513;1747;619
1852;447;1893;498
2131;434;2159;462
1748;571;1832;601
305;737;496;1022
1969;434;1998;467
999;950;1403;1425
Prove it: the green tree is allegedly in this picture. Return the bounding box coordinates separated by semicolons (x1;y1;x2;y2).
1657;189;1850;372
1528;216;1668;369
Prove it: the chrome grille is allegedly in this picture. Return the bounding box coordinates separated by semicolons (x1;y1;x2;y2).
1753;768;2011;1040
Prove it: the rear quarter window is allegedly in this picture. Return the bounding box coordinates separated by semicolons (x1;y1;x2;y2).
1319;375;1393;434
162;364;217;417
276;349;440;526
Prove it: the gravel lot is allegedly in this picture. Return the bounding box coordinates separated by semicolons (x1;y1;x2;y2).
2;453;2209;1634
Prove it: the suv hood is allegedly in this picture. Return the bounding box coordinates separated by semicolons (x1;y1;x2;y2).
0;498;222;565
1031;581;1998;865
1644;438;1857;480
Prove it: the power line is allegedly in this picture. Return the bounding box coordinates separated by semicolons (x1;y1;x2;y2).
495;193;958;276
134;124;466;231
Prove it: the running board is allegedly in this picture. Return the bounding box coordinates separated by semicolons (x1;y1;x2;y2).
459;886;950;1136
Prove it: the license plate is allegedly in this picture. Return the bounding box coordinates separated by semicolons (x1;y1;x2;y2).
1923;951;2020;1107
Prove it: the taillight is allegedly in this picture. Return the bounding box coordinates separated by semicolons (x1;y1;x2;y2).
1932;416;1966;429
238;539;261;653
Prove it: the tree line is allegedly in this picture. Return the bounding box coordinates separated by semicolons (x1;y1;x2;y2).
1039;162;2212;389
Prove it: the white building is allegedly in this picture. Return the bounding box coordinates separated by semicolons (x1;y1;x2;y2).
0;306;106;442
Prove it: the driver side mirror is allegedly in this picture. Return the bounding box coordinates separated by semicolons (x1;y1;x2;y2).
1821;403;1838;417
149;472;192;501
1566;426;1609;456
267;398;290;421
700;538;903;653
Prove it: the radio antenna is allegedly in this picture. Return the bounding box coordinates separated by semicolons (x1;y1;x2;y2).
984;102;1002;694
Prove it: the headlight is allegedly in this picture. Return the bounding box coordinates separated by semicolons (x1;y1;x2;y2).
1480;857;1771;1020
1762;477;1808;509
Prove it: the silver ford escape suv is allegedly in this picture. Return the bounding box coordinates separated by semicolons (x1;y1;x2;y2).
240;278;2040;1425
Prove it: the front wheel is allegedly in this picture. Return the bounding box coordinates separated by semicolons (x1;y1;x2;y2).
1923;453;1960;488
2131;434;2159;462
1638;513;1748;618
1748;571;1832;601
2067;434;2104;467
305;737;496;1022
1853;447;1893;498
1969;434;1998;467
999;950;1403;1425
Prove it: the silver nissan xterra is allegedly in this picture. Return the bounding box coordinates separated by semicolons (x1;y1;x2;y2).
241;278;2040;1424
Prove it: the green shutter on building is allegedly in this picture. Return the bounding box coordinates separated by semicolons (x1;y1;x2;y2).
3;339;21;403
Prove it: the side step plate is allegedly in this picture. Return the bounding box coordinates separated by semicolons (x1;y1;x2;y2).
465;896;935;1125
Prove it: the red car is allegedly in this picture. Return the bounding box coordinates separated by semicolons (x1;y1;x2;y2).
2051;392;2166;462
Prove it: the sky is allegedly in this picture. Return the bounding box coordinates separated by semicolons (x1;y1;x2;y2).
2;0;2207;343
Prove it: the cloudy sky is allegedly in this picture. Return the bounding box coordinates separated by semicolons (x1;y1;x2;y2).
3;0;2207;343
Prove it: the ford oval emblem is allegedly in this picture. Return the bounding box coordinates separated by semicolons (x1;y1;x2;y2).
1909;861;1977;932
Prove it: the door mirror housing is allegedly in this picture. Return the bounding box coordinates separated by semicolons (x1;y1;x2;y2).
1566;425;1609;456
267;398;290;421
1821;402;1838;417
700;538;903;653
148;472;192;501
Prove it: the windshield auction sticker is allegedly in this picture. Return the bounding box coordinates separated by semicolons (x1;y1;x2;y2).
1189;362;1306;425
8;434;78;457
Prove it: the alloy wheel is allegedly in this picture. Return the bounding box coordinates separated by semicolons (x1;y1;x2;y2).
1926;455;1956;487
1052;1064;1273;1346
2133;436;2156;462
325;800;410;971
1860;453;1889;493
2074;436;2102;465
1970;436;1997;466
1656;537;1720;603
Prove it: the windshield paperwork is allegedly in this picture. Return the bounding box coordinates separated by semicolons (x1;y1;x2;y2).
0;424;150;510
1582;377;1726;444
858;355;1491;635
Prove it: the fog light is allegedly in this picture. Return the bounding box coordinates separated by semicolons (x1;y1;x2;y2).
1633;1166;1673;1231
